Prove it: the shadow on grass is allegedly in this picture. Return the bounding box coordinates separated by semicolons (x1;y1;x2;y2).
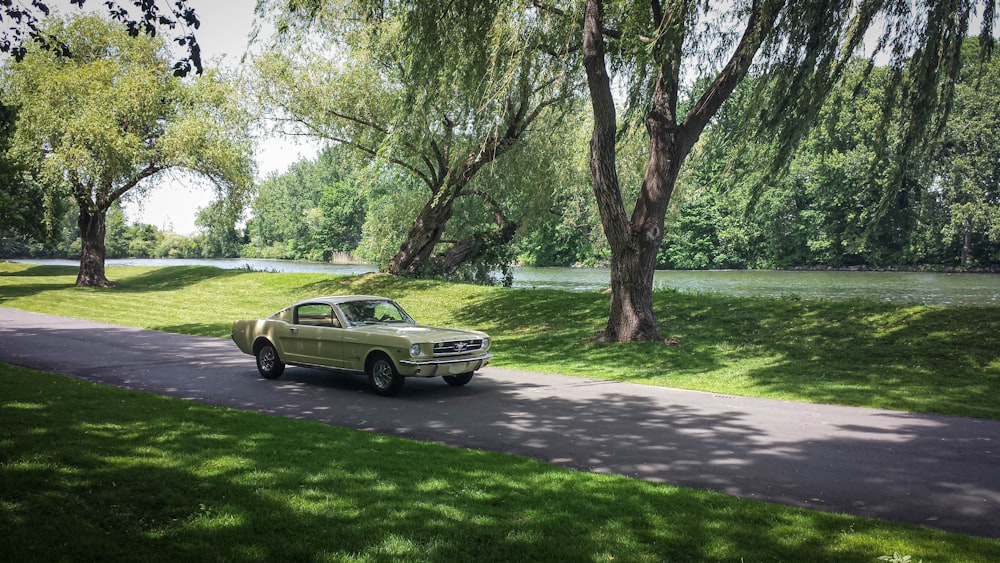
4;366;997;561
113;266;245;293
0;264;79;277
731;300;1000;419
293;272;449;301
453;288;1000;419
0;282;71;304
0;265;80;302
0;265;247;303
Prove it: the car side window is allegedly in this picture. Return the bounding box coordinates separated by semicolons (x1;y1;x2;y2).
338;303;363;326
295;304;340;328
373;302;405;322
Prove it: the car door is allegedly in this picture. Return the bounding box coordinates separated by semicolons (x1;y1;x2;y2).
288;303;345;368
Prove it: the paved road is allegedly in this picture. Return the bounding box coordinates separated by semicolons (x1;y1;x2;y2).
2;307;998;538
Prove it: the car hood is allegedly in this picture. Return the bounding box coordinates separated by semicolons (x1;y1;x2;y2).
354;324;487;341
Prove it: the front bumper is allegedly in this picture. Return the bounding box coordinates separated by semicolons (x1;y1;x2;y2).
399;353;493;377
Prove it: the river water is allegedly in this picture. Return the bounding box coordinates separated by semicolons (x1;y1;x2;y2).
11;258;1000;306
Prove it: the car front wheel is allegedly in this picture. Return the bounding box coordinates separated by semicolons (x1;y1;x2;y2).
443;372;474;387
255;342;285;379
368;354;404;396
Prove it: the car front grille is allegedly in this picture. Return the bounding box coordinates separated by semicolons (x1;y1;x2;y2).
434;339;485;355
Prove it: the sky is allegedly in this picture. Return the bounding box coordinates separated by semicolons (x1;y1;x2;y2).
48;0;321;234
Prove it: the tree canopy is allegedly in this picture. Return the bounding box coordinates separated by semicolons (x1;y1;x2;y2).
254;0;583;279
581;0;997;341
1;14;253;285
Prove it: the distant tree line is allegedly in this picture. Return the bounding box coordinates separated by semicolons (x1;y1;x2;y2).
8;40;999;274
2;5;997;291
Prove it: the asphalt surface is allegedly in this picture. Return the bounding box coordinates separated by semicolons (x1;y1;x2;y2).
2;306;998;538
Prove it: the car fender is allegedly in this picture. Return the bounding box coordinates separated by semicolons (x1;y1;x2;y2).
363;346;404;373
253;336;276;356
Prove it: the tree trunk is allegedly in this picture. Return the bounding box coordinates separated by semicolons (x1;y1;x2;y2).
582;0;778;342
76;206;114;287
385;191;458;276
440;220;518;275
603;239;660;341
961;215;972;267
385;125;521;276
584;0;675;342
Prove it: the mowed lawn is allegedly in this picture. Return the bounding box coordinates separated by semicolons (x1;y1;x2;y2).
3;263;1000;560
4;363;1000;562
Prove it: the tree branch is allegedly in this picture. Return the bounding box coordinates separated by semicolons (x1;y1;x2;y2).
682;0;782;142
105;162;164;207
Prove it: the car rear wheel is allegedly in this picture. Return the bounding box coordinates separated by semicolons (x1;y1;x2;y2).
255;342;285;379
443;372;474;387
368;354;404;396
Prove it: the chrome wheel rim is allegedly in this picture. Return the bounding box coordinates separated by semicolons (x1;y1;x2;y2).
260;348;276;371
372;360;394;389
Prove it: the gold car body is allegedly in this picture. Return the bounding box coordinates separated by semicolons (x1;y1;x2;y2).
232;295;492;379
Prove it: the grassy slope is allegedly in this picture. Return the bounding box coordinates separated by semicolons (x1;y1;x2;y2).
2;262;998;419
4;363;999;562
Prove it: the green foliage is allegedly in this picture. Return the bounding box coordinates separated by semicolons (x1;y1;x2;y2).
245;145;373;262
934;39;1000;267
0;103;43;243
254;0;583;277
662;50;1000;271
195;201;243;258
660;194;729;270
0;13;253;283
353;173;427;268
104;203;131;258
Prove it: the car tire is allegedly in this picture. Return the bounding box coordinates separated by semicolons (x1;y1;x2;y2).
368;354;404;396
443;372;474;387
255;342;285;379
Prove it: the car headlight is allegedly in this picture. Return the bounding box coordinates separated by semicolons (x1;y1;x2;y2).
410;344;422;357
482;337;490;350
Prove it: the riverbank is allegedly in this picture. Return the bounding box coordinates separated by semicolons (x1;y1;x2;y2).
2;262;999;419
785;263;1000;273
8;257;1000;305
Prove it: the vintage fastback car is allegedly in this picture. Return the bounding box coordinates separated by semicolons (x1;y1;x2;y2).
231;295;492;396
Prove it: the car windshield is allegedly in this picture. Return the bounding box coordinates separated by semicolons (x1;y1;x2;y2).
337;300;415;327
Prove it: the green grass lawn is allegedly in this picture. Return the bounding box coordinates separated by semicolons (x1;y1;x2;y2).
2;262;999;419
4;363;999;562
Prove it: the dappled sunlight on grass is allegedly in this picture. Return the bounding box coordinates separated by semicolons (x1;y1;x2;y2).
4;364;999;561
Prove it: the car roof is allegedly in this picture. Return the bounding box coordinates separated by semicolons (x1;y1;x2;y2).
295;295;392;307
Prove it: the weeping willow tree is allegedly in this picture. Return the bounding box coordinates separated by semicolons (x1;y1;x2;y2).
583;0;997;342
1;15;253;286
255;0;582;278
258;0;994;339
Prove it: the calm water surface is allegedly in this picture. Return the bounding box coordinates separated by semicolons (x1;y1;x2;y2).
12;258;1000;306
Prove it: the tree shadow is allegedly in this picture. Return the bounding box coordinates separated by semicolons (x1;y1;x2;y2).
293;272;449;301
0;265;248;303
0;264;79;277
453;288;1000;419
735;301;1000;418
449;287;725;374
6;366;997;561
0;265;79;302
112;266;245;293
0;282;70;303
